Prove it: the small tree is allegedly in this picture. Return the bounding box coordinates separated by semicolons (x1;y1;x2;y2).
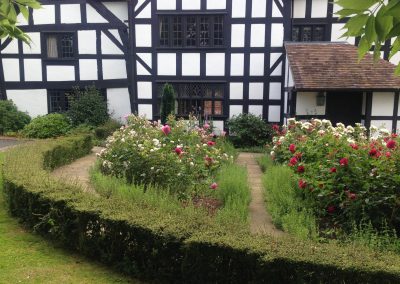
160;83;176;125
0;100;30;135
67;85;109;127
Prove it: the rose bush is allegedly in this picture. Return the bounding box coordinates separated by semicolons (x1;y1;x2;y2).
98;115;233;198
271;119;400;236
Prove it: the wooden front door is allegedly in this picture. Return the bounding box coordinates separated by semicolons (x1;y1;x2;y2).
326;92;363;126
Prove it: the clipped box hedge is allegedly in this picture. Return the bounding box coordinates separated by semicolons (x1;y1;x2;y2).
2;136;400;283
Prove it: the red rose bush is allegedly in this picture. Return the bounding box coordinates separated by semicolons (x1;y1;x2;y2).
271;118;400;235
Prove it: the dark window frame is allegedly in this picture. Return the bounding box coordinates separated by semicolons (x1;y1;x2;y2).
158;15;225;48
43;32;77;61
291;24;327;42
156;83;226;118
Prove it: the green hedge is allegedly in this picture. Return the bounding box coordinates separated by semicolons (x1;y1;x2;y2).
2;137;400;283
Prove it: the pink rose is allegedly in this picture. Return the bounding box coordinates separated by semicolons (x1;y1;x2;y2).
210;182;218;190
161;125;171;135
175;147;182;155
289;144;296;154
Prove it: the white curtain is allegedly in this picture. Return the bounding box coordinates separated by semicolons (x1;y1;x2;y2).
47;36;58;58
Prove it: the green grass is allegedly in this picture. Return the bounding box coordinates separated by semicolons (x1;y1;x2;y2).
262;165;318;240
257;155;274;173
0;152;141;283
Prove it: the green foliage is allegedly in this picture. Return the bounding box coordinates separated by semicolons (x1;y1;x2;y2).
0;0;41;43
262;165;318;240
94;119;121;140
335;0;400;74
160;83;176;125
3;138;400;283
257;155;274;173
22;113;71;139
67;86;109;127
227;113;273;148
0;100;30;135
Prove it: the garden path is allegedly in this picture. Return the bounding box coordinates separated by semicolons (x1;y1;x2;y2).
51;147;103;194
237;153;285;236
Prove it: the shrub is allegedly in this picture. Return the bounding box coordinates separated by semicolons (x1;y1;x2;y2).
94;119;121;140
227;114;273;148
160;83;176;125
272;119;400;237
0;100;30;135
67;86;109;127
3;138;400;283
98;115;233;197
22;113;71;139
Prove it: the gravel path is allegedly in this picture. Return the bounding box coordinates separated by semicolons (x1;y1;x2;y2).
0;138;24;152
236;153;285;236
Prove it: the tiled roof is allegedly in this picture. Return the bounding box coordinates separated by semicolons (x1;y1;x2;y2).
285;42;400;91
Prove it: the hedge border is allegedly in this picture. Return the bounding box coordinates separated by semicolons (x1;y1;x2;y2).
2;136;400;283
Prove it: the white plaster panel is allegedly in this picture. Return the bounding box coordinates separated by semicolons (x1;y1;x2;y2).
61;4;81;23
107;88;132;121
251;24;265;47
137;61;151;75
24;59;42;82
232;0;246;18
250;53;265;76
231;24;245;47
206;53;225;76
137;82;153;99
270;53;281;67
137;53;152;75
212;121;224;134
103;59;127;79
33;5;55;24
249;83;264;100
249;105;263;117
331;23;355;44
183;0;201;10
230;54;244;76
271;62;282;76
2;59;20;81
157;53;176;75
182;53;200;76
47;66;75;81
390;52;400;65
78;30;97;54
17;12;28;26
271;24;284;47
293;0;306;18
284;91;288;115
103;2;129;22
207;0;226;9
79;59;98;81
138;104;153;119
2;39;18;54
101;32;124;54
157;0;176;10
23;33;41;54
135;25;152;47
137;2;152;18
229;105;243;118
269;105;281;122
252;0;267;18
272;0;283;17
86;4;108;23
7;89;47;118
230;83;243;100
371;120;393;132
371;92;395;116
311;0;328;18
296;92;325;115
108;29;123;45
269;83;282;100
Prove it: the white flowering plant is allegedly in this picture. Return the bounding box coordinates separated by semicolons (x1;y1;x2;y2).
98;115;234;198
271;118;400;236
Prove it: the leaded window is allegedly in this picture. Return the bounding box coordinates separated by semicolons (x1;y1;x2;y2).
157;83;225;117
48;89;72;113
159;15;225;48
46;33;75;59
292;25;326;42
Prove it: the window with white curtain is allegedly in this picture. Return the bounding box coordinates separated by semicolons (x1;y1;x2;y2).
45;33;75;59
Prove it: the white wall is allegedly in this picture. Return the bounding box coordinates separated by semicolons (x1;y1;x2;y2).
296;92;326;115
249;83;264;100
103;2;129;22
47;66;75;81
24;59;42;81
206;53;225;76
269;105;281;122
102;59;127;79
33;5;55;24
229;105;243;118
230;83;243;99
158;53;176;75
137;82;153;99
182;53;200;76
7;89;48;117
371;92;395;116
107;88;131;121
79;59;98;80
61;4;81;23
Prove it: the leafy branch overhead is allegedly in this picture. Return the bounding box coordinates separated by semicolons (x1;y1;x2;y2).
0;0;41;43
335;0;400;75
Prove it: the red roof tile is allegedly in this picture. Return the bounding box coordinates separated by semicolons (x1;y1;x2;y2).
285;42;400;91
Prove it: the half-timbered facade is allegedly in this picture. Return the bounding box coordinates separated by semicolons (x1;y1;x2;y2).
1;0;400;132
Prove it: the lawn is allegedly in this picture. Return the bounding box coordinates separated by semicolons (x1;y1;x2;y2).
0;152;139;283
